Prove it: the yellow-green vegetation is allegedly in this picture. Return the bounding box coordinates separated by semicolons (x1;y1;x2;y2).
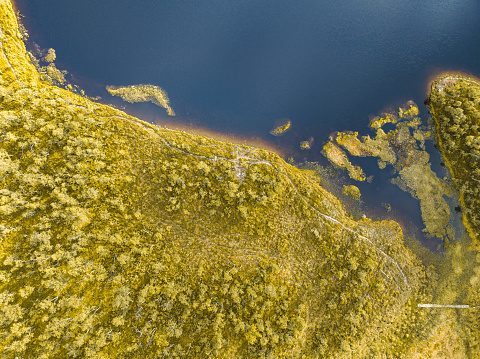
326;102;453;241
402;233;479;359
399;103;419;118
369;102;419;129
335;130;397;165
107;84;175;116
0;2;431;358
300;137;314;150
428;74;480;354
323;141;366;181
300;141;310;150
26;44;66;86
370;113;398;129
3;2;475;358
42;48;56;63
428;75;480;243
269;119;291;136
342;185;361;201
315;76;480;358
299;141;309;149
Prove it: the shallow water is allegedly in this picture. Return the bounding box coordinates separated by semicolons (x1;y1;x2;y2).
14;0;480;247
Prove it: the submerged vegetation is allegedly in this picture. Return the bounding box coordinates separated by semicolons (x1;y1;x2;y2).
323;141;366;182
323;101;454;242
107;84;176;116
26;44;66;86
300;137;314;150
269;118;291;136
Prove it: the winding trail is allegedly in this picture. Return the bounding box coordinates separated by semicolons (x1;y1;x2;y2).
96;107;410;291
38;91;412;291
0;22;19;85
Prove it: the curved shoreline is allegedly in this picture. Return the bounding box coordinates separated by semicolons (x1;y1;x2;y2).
425;70;480;97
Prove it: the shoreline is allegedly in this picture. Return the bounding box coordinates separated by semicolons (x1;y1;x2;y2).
9;0;17;11
124;108;289;159
10;0;468;248
425;70;480;97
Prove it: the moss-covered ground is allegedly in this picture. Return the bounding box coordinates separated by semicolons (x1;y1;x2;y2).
303;80;480;358
1;1;479;357
428;74;480;356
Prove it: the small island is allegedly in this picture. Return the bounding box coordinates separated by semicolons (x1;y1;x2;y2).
269;118;291;136
107;84;176;116
342;184;361;201
323;141;367;181
300;136;314;150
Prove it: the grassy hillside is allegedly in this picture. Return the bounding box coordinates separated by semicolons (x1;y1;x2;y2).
0;1;437;357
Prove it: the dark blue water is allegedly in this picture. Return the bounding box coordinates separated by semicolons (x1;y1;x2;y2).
15;0;480;248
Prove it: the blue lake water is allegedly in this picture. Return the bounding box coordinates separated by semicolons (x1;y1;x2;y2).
15;0;480;249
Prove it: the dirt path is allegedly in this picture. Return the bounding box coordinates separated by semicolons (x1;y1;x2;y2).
53;94;411;291
0;22;19;84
